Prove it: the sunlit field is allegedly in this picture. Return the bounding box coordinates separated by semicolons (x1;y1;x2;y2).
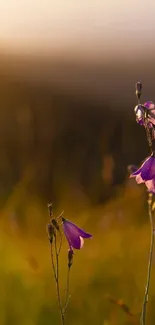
1;0;155;322
0;176;154;325
0;53;155;325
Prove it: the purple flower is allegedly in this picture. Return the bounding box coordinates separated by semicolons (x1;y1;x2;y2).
130;153;155;193
62;217;92;250
134;101;155;127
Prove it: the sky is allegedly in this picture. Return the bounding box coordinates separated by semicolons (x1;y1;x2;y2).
0;0;155;59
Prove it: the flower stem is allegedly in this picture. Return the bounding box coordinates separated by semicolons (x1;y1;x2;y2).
63;267;71;314
144;117;153;153
54;234;65;325
140;194;154;325
51;244;57;282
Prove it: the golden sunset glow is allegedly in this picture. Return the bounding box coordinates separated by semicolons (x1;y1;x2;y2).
0;0;155;58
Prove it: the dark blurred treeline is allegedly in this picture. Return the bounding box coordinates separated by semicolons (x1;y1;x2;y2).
0;53;152;205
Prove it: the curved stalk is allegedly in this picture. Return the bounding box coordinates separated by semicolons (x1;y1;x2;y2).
140;194;154;325
63;267;71;314
54;235;65;325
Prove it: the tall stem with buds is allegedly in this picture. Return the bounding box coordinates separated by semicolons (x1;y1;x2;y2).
135;83;155;325
47;204;73;325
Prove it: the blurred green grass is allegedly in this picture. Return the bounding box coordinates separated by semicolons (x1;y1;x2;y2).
0;179;155;325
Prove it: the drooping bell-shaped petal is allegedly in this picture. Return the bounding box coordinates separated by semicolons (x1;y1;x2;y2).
135;174;144;184
65;231;84;250
62;217;92;250
130;166;142;176
144;101;155;127
145;179;155;193
130;157;150;178
141;156;155;180
130;153;155;193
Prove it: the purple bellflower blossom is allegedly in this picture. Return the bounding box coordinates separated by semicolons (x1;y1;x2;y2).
130;153;155;193
62;217;92;250
134;101;155;128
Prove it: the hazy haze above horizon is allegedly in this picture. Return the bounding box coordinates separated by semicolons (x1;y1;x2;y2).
0;0;155;60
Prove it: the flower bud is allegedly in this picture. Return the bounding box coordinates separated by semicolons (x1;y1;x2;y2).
47;203;53;217
46;223;55;244
68;248;74;268
51;218;60;231
135;81;142;99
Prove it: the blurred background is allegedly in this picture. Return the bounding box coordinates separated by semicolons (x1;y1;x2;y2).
0;0;155;324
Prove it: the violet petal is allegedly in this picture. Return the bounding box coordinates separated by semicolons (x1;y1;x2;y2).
63;219;92;238
136;174;144;184
130;167;142;177
145;179;155;193
141;157;155;180
144;101;155;109
64;231;83;249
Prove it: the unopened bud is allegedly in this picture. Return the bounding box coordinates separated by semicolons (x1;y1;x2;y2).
47;203;53;217
51;218;60;231
135;81;142;100
46;223;55;244
68;248;74;268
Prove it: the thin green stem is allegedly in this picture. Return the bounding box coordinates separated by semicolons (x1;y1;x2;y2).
140;194;154;325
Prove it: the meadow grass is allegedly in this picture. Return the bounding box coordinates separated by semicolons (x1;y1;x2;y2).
0;180;154;325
